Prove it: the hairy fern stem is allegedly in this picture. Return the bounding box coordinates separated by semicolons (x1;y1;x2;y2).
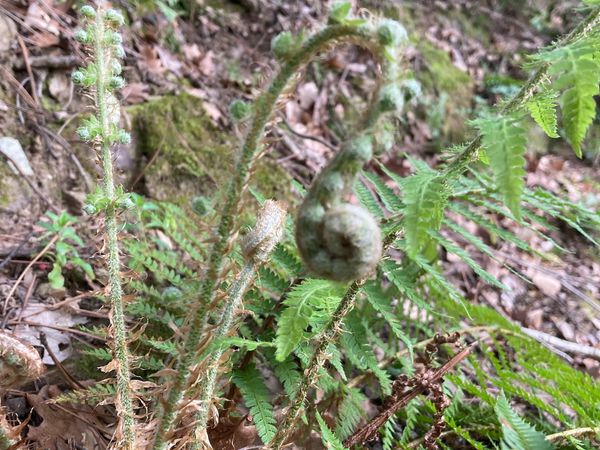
189;201;286;448
152;23;395;449
74;7;136;447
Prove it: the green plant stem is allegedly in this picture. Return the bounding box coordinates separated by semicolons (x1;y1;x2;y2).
94;11;136;448
444;7;600;177
188;261;256;449
152;24;385;450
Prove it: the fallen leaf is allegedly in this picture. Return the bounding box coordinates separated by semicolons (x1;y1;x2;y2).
531;271;562;297
121;83;150;104
202;102;222;122
13;303;87;364
199;50;216;77
0;137;34;176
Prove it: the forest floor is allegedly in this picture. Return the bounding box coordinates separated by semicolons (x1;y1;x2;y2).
0;0;599;448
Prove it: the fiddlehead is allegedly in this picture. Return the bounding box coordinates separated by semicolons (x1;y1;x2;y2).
295;33;406;282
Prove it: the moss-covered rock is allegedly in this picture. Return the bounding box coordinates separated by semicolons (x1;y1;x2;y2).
415;40;475;142
130;92;292;205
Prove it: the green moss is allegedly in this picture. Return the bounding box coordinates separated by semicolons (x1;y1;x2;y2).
130;92;292;205
415;40;475;142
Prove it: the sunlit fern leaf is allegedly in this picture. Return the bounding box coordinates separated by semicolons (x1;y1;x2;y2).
400;170;450;258
495;392;555;450
316;411;347;450
473;115;527;221
535;38;600;157
232;362;277;444
275;279;345;361
526;89;559;138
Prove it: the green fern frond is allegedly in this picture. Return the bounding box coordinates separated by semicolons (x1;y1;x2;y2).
232;363;278;443
400;170;450;258
495;392;555;450
526;89;559;138
474;115;527;220
316;411;347;450
275;279;344;361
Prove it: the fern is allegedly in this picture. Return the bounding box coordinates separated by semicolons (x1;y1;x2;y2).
495;392;555;450
541;42;600;157
275;279;345;361
232;363;278;443
316;411;347;450
526;89;559;138
474;115;527;220
400;169;450;258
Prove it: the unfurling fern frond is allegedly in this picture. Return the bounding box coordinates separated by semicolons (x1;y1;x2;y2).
495;392;555;450
526;89;559;138
400;170;449;258
474;115;527;221
232;363;277;443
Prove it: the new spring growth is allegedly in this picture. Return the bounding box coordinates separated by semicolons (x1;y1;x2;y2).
229;99;252;122
242;200;287;263
191;200;287;439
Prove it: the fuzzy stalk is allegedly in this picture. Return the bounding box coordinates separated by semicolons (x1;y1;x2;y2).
92;11;136;448
189;261;256;448
189;201;286;448
152;24;389;450
444;7;600;177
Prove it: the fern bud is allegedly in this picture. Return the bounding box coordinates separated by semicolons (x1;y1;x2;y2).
114;44;126;58
79;5;96;18
328;1;352;25
82;203;96;215
191;196;210;216
106;31;122;46
344;135;373;165
71;70;86;85
378;84;404;113
242;200;287;263
0;330;45;388
377;19;407;47
110;60;122;76
162;286;183;302
74;28;91;43
108;76;125;90
105;9;125;27
76;126;93;141
117;130;131;145
271;31;295;61
229;99;252;122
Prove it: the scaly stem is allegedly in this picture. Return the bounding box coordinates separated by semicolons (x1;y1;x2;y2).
188;261;256;449
94;10;136;448
152;24;388;450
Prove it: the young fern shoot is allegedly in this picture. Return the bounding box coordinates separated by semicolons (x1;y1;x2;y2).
153;8;406;449
72;6;136;448
189;200;286;449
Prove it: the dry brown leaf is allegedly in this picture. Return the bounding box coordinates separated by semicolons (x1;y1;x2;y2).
121;83;150;104
199;50;216;77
